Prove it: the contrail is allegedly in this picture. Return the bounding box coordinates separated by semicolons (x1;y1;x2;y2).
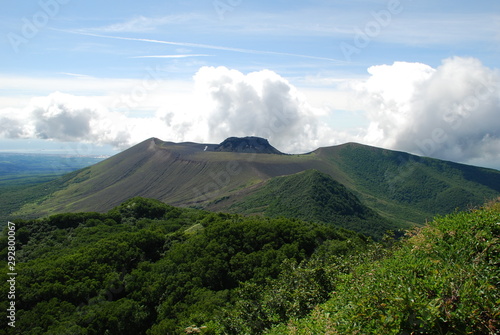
65;30;349;64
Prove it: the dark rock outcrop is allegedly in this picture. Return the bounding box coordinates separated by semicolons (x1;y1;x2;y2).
214;136;284;154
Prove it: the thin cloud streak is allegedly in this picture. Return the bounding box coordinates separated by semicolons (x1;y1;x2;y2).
94;14;201;33
59;72;96;79
132;54;213;59
65;30;350;64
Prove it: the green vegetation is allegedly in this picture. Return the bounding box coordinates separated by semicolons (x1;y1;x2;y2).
2;196;498;334
0;168;94;225
0;153;105;225
0;174;59;223
333;143;500;224
0;197;367;334
266;199;500;334
2;141;500;334
229;169;398;239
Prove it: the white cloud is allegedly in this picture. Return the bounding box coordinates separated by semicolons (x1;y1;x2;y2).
352;61;435;144
157;66;334;152
0;92;134;149
0;116;25;139
356;57;500;165
0;68;337;153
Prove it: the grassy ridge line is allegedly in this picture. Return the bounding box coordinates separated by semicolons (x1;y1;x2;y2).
267;199;500;334
321;143;500;224
223;169;398;239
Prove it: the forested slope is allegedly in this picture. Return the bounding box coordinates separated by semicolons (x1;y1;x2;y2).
225;169;396;239
0;197;367;334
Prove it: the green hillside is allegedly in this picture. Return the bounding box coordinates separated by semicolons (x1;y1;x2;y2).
317;143;500;225
266;199;500;335
4;138;500;231
221;169;397;239
0;154;105;224
0;168;95;225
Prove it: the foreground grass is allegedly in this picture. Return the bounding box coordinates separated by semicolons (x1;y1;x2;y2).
1;196;498;334
267;200;500;334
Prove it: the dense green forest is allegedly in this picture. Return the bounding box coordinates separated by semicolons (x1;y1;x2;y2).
1;197;498;334
0;197;367;334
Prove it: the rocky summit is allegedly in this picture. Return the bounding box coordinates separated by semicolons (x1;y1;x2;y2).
213;136;284;154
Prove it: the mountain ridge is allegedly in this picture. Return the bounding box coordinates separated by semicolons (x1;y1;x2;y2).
8;137;500;231
218;169;396;239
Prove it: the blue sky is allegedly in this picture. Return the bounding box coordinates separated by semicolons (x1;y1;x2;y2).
1;0;500;168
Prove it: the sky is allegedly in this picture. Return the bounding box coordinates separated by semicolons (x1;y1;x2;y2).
1;0;500;168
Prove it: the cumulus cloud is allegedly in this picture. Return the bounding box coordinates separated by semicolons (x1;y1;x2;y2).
0;92;133;149
356;57;500;165
351;61;435;145
152;66;333;152
0;116;25;139
0;68;332;154
188;66;328;152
